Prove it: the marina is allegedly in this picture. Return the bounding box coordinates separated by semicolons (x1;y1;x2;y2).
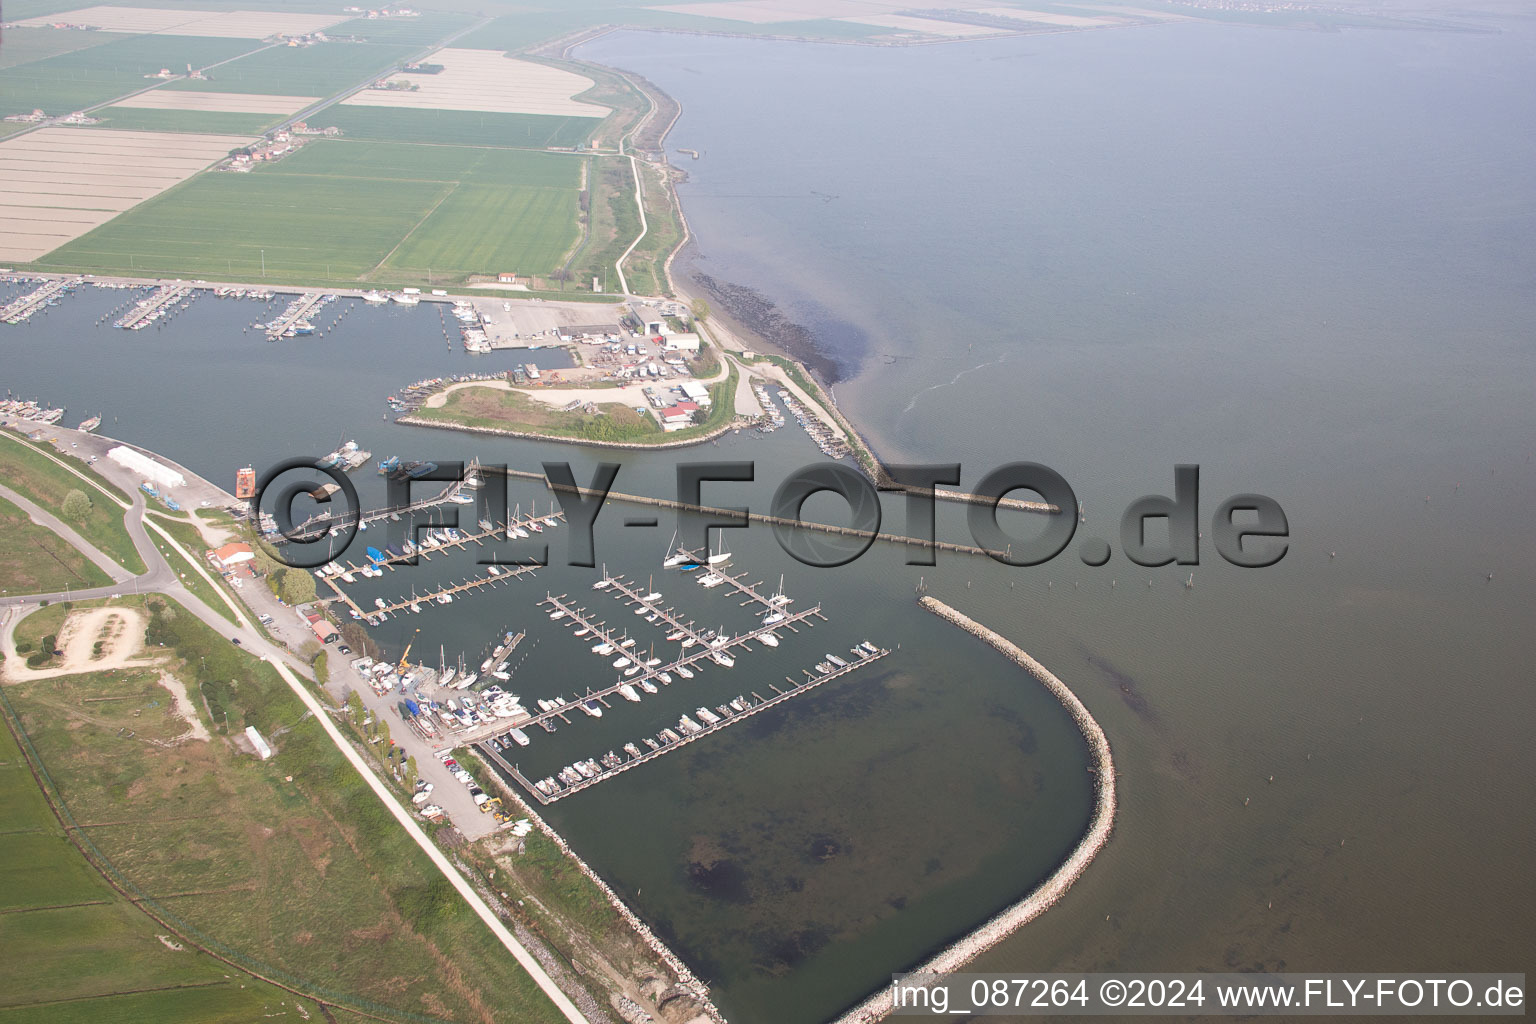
114;283;194;330
274;459;510;541
1;275;79;324
479;643;890;805
510;587;826;729
262;291;332;340
314;506;567;621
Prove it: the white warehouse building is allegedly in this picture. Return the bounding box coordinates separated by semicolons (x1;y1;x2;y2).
107;445;185;490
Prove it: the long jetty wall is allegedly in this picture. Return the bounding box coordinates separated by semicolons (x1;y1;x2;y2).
830;597;1117;1024
472;752;729;1024
475;466;1049;561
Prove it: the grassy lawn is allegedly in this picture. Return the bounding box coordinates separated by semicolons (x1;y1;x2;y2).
143;513;237;626
164;42;418;97
0;681;315;1021
320;105;601;149
0;35;262;118
0;494;113;594
12;602;70;658
82;108;281;135
0;434;144;576
1;596;573;1023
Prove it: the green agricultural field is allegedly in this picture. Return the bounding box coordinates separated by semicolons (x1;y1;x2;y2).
37;138;585;283
0;35;263;118
460;6;895;51
329;12;476;44
165;41;418;97
35;173;451;280
387;182;582;277
0;493;113;593
266;138;580;187
320;104;601;149
85;107;281;135
0;28;128;70
0;434;144;575
458;10;610;53
0;596;572;1023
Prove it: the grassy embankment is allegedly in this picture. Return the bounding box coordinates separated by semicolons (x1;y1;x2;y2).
0;494;112;593
0;433;145;575
143;512;238;626
0;679;311;1024
2;595;573;1024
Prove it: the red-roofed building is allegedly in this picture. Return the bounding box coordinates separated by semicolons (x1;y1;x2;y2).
213;542;254;568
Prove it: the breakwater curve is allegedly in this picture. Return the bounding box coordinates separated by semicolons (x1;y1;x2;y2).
832;595;1117;1024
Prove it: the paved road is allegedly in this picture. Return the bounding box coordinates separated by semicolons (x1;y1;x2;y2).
0;482;135;585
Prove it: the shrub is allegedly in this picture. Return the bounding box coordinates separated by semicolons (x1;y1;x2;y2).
61;489;92;522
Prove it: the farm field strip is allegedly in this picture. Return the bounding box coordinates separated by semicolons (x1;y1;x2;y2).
14;6;349;39
0;127;254;261
107;89;318;114
340;47;609;118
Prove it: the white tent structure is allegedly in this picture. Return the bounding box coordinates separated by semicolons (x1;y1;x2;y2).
107;445;185;490
245;726;273;760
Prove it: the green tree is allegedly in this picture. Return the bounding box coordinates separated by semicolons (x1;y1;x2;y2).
347;691;365;726
61;489;92;522
280;569;315;606
404;755;418;789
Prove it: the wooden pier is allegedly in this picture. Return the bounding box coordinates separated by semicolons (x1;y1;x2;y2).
280;460;525;542
316;507;564;620
483;646;890;805
326;563;541;621
263;291;327;339
1;277;76;324
507;589;824;733
115;283;192;330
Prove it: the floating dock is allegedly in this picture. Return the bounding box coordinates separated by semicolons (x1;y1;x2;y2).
264;291;328;339
316;506;564;621
1;277;78;324
115;283;192;330
480;644;889;805
505;589;824;732
277;460;512;542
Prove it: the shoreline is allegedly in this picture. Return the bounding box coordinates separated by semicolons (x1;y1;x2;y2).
831;596;1116;1024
